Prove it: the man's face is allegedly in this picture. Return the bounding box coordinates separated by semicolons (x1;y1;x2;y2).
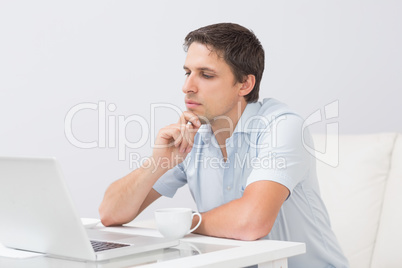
182;42;243;124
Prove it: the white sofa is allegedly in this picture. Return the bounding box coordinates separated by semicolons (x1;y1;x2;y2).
313;133;402;268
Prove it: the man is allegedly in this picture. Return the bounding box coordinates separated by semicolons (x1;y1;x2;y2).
99;23;349;267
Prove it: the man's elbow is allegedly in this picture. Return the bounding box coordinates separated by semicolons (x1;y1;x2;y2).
99;205;124;227
100;215;119;227
99;210;113;227
237;227;271;241
235;219;273;241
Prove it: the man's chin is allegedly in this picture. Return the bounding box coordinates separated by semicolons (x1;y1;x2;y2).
186;110;209;125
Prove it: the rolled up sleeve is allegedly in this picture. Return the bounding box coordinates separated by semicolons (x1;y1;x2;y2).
153;163;187;198
246;114;311;196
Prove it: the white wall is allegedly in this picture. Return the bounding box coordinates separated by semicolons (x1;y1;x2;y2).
1;1;401;220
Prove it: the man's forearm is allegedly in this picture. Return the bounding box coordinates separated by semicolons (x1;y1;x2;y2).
192;198;272;241
99;111;200;227
191;181;288;241
99;157;167;226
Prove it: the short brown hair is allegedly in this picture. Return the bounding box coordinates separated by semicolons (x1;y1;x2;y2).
183;23;264;103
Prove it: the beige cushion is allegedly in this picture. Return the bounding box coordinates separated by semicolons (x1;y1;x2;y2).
371;134;402;268
313;133;397;268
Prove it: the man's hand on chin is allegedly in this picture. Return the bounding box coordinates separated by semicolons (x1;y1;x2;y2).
152;111;201;171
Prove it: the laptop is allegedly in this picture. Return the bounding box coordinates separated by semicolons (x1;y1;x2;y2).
0;156;178;261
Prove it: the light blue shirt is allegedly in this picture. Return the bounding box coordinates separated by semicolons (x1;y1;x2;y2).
153;98;349;268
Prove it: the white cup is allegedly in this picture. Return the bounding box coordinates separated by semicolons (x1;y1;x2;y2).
154;208;202;239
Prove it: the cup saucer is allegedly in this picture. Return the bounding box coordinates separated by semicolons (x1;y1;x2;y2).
81;218;101;228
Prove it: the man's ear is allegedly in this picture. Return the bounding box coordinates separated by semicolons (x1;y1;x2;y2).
239;74;256;97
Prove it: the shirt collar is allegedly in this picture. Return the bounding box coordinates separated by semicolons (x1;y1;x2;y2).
197;124;213;144
232;101;262;134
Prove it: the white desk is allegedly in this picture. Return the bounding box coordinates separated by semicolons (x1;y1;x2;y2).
0;220;305;268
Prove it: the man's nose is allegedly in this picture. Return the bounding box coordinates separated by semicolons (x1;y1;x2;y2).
182;74;198;94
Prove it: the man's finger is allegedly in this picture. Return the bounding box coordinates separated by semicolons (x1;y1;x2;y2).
179;126;189;153
179;111;201;128
157;125;182;148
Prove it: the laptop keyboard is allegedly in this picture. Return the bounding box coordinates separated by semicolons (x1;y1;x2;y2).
90;240;130;252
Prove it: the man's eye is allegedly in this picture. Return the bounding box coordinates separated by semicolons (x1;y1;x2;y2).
184;72;190;76
202;73;213;79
